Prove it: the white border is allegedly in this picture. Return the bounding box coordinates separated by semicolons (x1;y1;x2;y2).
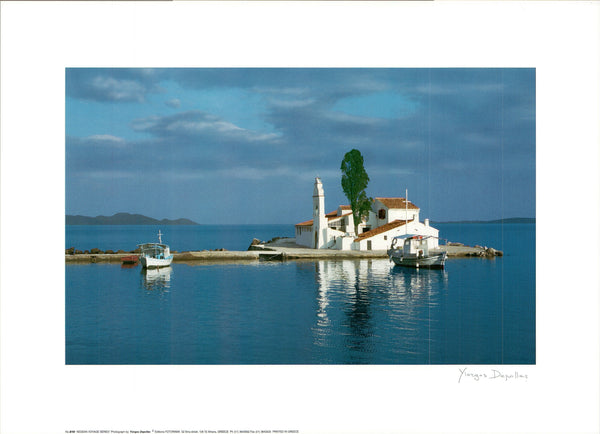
2;2;599;434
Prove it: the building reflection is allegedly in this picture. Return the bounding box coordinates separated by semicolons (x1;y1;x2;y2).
312;259;448;362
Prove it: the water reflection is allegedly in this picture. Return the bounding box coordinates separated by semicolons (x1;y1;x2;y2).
141;266;172;291
388;265;449;296
312;259;448;363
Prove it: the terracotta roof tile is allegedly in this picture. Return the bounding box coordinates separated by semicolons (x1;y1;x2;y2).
329;212;352;221
375;197;419;210
327;207;351;217
355;219;413;241
296;211;352;226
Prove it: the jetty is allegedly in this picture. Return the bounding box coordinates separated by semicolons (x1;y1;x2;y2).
65;237;502;264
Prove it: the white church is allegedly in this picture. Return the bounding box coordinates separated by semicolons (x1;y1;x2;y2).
295;177;440;251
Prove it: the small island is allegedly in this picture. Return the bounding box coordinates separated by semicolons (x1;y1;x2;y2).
65;235;503;264
66;212;198;226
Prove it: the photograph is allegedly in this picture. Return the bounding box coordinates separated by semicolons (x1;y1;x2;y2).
2;2;599;434
65;67;536;366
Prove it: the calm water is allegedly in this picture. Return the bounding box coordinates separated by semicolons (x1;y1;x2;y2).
65;223;535;364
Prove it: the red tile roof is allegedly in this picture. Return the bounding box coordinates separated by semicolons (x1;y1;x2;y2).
354;219;413;241
295;211;353;226
330;212;352;221
326;206;352;217
375;197;419;210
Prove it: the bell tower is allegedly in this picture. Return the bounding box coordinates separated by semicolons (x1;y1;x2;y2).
312;177;327;248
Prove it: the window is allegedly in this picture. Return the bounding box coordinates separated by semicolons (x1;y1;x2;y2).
378;209;386;219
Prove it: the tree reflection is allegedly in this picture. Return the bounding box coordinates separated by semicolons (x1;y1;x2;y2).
312;259;448;363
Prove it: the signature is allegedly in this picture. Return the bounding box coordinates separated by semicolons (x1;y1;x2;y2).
458;367;529;383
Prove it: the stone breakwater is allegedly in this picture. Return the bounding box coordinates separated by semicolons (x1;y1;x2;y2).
65;238;503;264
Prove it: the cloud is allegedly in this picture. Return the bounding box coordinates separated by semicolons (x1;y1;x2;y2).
66;135;138;175
88;134;126;143
68;134;126;147
65;68;536;221
67;109;288;182
267;97;316;109
131;110;282;145
67;69;534;180
83;170;137;180
66;68;162;102
65;68;402;107
165;98;181;108
90;76;148;102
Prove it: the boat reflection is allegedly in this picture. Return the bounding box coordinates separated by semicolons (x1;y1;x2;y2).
141;266;172;291
388;265;449;295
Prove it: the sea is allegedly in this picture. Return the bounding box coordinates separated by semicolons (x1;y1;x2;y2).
65;223;535;364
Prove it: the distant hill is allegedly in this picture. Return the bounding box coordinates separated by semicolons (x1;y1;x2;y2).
433;217;535;224
66;212;198;225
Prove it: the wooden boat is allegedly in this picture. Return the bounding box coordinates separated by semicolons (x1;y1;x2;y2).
121;255;139;265
388;235;447;269
138;230;173;269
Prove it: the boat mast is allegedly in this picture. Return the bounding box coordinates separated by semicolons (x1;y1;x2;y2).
158;229;163;244
405;189;408;235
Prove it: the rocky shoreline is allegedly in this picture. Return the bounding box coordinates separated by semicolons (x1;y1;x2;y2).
65;237;503;264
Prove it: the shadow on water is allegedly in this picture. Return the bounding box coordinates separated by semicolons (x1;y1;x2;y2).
140;266;173;292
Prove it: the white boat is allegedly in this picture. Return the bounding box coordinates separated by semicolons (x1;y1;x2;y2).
388;235;447;269
138;230;173;269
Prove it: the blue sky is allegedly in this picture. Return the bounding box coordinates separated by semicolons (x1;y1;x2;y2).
66;68;535;224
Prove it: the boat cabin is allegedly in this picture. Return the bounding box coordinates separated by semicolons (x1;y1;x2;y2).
138;243;171;259
391;235;432;258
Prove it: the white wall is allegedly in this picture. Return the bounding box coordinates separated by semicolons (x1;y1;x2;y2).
371;200;420;226
335;235;354;250
295;225;313;247
387;208;419;223
354;221;439;251
316;226;330;249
